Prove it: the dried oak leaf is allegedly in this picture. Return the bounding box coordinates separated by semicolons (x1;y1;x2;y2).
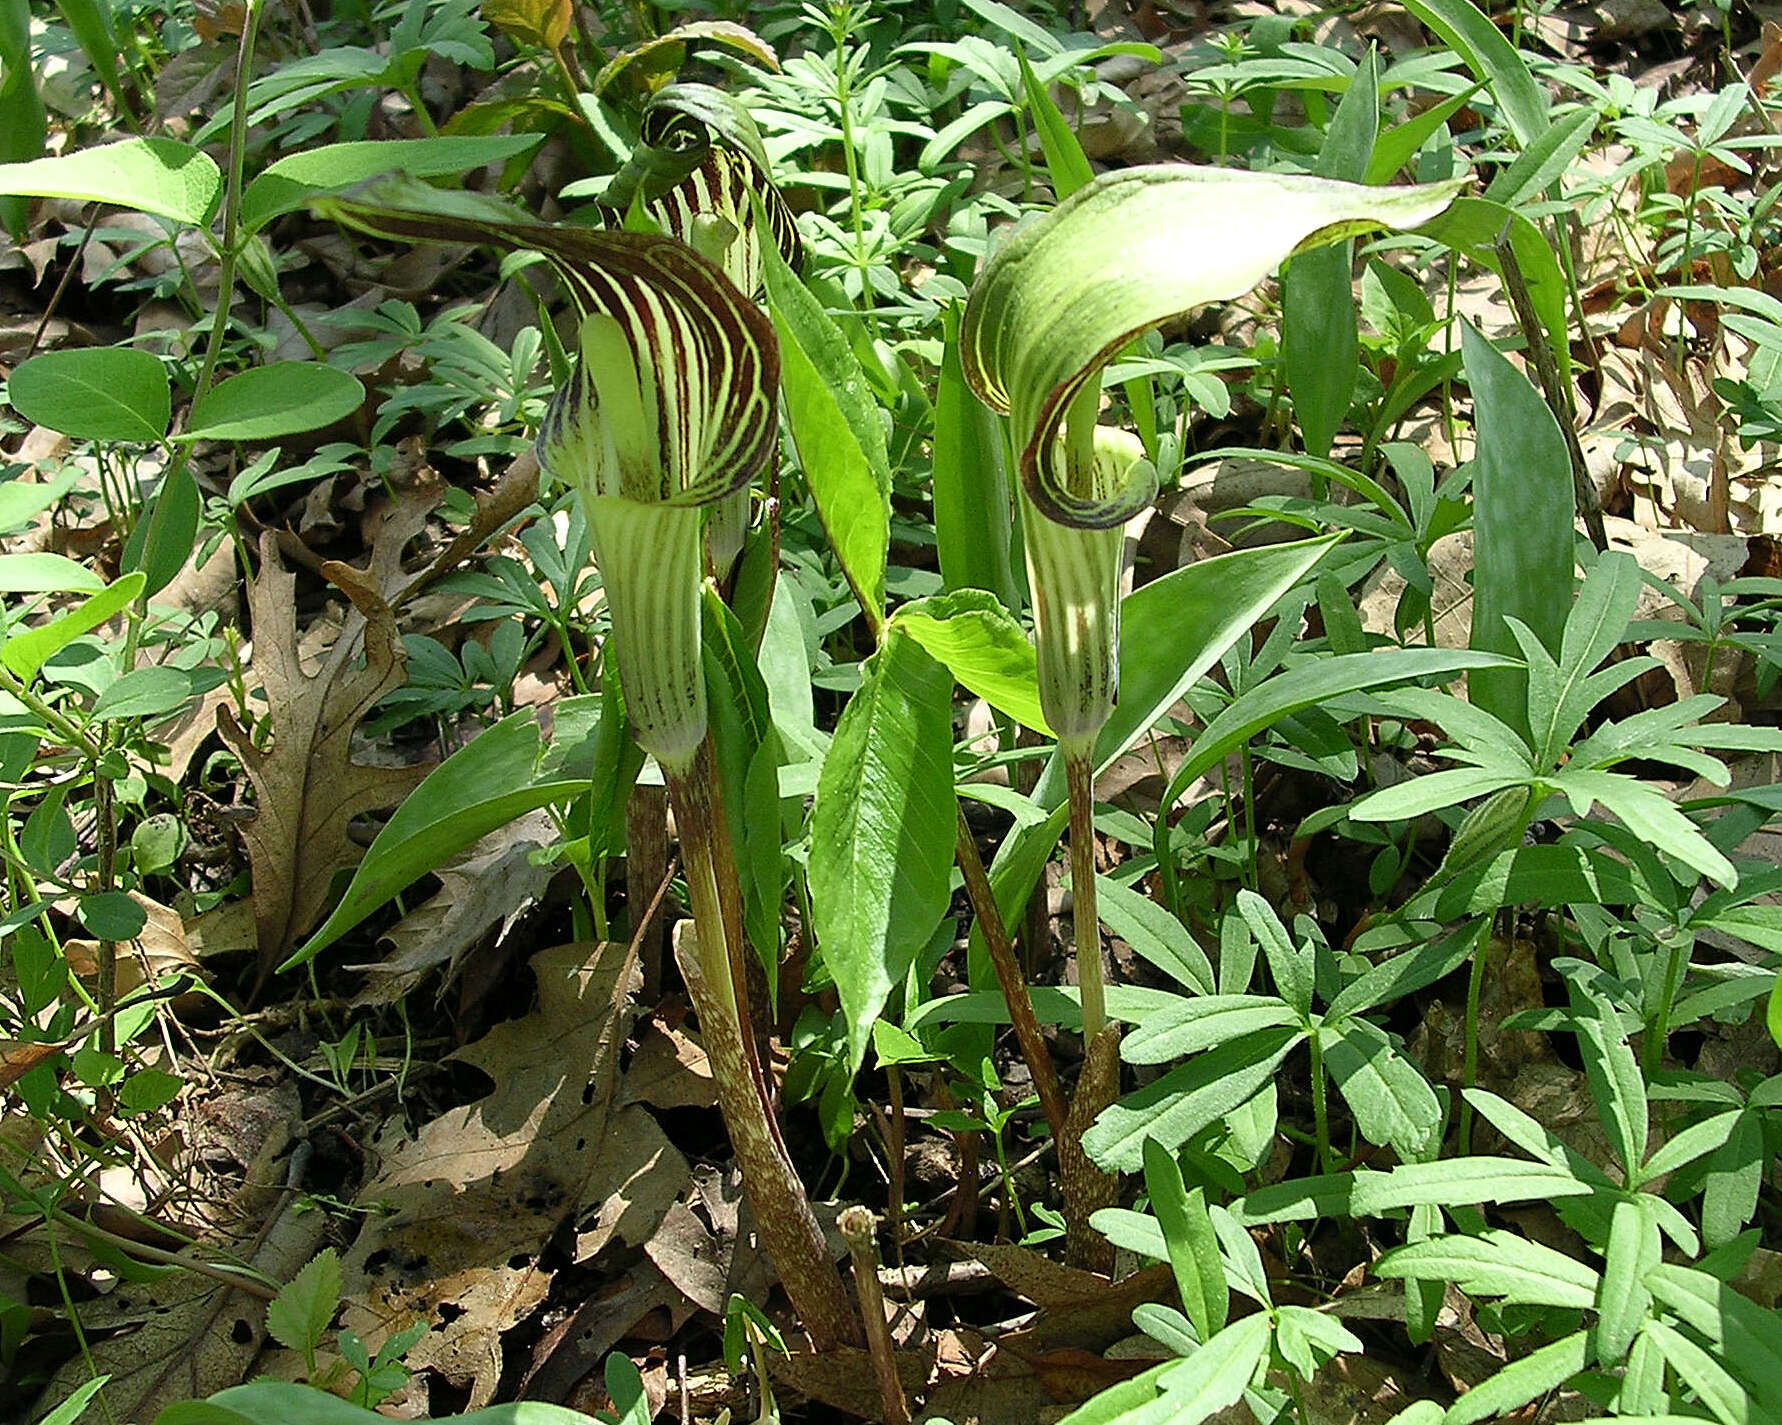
216;535;429;977
337;942;687;1409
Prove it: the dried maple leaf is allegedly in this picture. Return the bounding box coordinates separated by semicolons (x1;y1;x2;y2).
216;534;429;980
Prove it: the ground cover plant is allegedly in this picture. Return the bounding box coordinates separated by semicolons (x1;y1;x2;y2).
3;0;1782;1421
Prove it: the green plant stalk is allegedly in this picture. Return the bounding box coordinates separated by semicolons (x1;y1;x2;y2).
1064;745;1106;1042
1644;928;1694;1077
1307;1028;1332;1174
194;0;266;406
665;758;861;1351
1457;933;1491;1157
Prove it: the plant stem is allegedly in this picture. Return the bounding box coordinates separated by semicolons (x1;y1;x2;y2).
665;757;861;1350
1644;928;1693;1078
1458;932;1492;1156
196;0;268;406
953;805;1068;1145
1065;747;1105;1042
1308;1029;1331;1173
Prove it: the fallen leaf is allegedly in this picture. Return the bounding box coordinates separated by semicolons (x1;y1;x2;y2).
215;535;430;978
352;809;557;1005
63;890;204;996
338;941;683;1408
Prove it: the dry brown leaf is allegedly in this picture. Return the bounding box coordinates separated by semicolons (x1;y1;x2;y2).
337;941;680;1408
0;1038;69;1089
215;535;430;977
25;1195;327;1423
620;1019;717;1111
352;810;557;1005
63;891;203;996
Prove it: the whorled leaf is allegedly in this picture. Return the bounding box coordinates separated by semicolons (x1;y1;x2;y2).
959;165;1464;528
316;176;777;506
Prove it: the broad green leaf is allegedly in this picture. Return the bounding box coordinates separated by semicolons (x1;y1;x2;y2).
184;364;366;443
2;571;145;683
90;667;192;722
0;553;104;594
959;165;1461;527
1122;995;1302;1065
1084;1027;1303;1172
265;1248;341;1361
8;347;170;444
892;589;1047;734
759;208;890;631
156;1381;605;1425
1239;889;1309;1019
1142;1138;1227;1341
1429;844;1645;922
1229;1158;1595;1224
1461;319;1574;740
1398;0;1549;148
287;712;589;968
1017;46;1092;198
1445;1330;1592;1425
1284;48;1377;459
0;467;79;532
0;136;220;227
77;889;146;940
809;629;956;1070
123;462;201;599
1702;1110;1765;1249
1379;1229;1597;1309
242;136;544;233
1095;874;1214;994
934;303;1018;606
1151;1315;1271;1422
1596;1199;1660;1366
1325;917;1486;1019
1322;1018;1442;1157
1350;767;1525;823
0;0;47;240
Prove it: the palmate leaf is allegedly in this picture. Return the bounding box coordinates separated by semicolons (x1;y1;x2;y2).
958;165;1463;528
315;176;777;506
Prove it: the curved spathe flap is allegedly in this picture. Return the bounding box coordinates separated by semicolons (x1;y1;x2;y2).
959;164;1464;529
317;176;778;506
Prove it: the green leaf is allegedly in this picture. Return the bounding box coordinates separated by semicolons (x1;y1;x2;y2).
1448;1330;1592;1425
0;466;79;532
2;571;146;683
156;1382;606;1425
1121;995;1302;1064
1423;196;1572;383
1484;107;1598;208
1398;0;1549;148
1573;989;1648;1179
0;0;48;240
241;134;544;233
759;204;890;631
39;1376;109;1425
183;364;365;442
1596;1199;1660;1367
52;0;126;123
933;303;1018;606
123;462;201;599
90;667;193;722
1142;1138;1227;1341
1239;889;1310;1018
1284;48;1377;459
1646;1264;1782;1416
1364;83;1482;184
1325;918;1486;1019
286;712;589;969
1017;47;1092;198
1380;1230;1597;1308
0;553;105;594
1460;319;1574;740
1322;1018;1441;1157
892;589;1048;734
1084;1027;1303;1172
959;165;1461;527
8;347;170;444
1229;1158;1596;1224
76;890;147;941
0;137;221;227
1095;874;1215;994
265;1248;341;1363
809;628;956;1070
1643;1321;1754;1425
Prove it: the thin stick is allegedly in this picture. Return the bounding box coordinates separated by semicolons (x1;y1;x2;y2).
953;806;1068;1144
839;1207;910;1425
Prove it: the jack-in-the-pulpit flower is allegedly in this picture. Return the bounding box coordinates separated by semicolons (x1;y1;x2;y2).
316;179;859;1350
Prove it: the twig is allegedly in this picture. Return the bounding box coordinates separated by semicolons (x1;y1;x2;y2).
838;1207;910;1425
